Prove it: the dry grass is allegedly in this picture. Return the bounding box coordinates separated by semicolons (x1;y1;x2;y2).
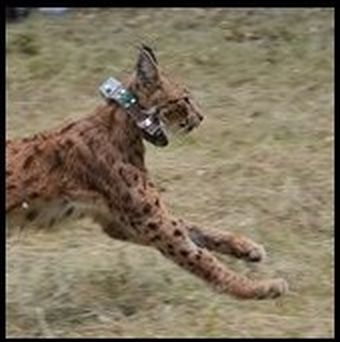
6;8;333;337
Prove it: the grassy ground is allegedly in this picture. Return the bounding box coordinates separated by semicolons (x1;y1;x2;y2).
6;8;334;337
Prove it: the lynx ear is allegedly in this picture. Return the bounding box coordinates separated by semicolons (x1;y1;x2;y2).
136;45;159;87
141;44;158;64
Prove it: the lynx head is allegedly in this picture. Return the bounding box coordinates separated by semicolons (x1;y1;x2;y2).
130;45;204;136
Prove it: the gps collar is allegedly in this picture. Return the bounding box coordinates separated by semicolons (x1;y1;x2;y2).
99;77;168;147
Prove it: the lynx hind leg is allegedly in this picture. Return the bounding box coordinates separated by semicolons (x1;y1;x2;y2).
187;224;266;262
142;217;288;300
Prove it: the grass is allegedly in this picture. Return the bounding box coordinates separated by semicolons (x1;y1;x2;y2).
6;8;333;337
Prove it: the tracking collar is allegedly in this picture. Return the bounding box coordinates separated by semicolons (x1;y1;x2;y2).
99;77;168;147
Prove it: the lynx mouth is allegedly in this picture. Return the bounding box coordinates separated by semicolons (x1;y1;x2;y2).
184;122;197;133
180;119;201;134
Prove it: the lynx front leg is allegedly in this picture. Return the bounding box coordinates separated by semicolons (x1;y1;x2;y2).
87;163;287;299
137;216;288;300
186;223;266;262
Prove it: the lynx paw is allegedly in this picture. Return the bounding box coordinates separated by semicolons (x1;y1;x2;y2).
256;278;289;299
243;243;266;262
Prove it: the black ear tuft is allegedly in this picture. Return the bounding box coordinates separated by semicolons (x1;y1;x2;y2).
141;44;158;64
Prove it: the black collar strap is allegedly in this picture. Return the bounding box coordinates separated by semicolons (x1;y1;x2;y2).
99;77;168;147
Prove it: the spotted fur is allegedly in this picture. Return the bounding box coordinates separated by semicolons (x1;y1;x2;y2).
6;46;288;299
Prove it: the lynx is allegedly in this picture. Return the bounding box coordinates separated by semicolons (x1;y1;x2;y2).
6;46;288;299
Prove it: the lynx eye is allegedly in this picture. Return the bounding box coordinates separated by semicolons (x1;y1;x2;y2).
183;97;190;104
